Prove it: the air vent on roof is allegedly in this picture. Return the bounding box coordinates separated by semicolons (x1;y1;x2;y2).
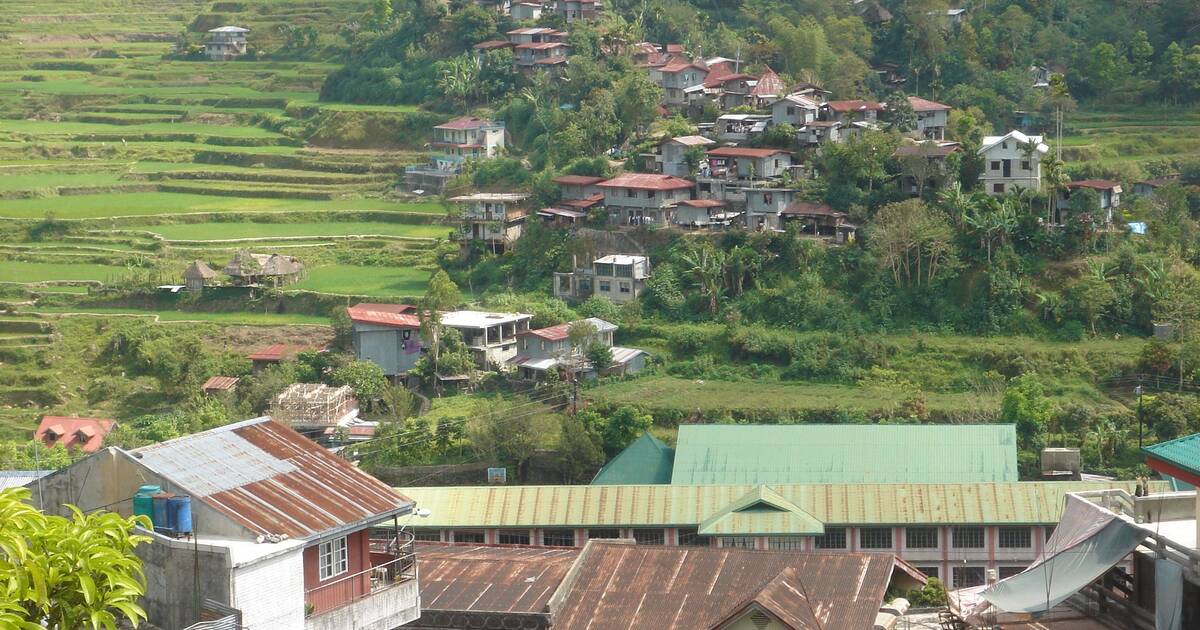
750;609;770;629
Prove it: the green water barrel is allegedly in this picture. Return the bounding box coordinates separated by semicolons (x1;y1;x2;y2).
132;485;160;525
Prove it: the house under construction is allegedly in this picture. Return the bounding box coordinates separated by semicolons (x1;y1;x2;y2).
268;383;359;430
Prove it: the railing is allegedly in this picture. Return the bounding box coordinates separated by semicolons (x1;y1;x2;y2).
304;532;417;617
1073;489;1200;572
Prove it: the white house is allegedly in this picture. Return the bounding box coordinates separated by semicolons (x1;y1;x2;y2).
512;318;647;380
510;0;543;20
644;135;715;177
553;254;650;304
770;93;822;128
714;114;773;142
651;60;708;108
978;130;1048;196
441;310;533;368
204;26;249;61
596;173;694;226
450;192;529;253
704;147;793;181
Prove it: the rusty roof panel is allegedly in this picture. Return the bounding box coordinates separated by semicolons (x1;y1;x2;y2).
417;545;578;614
554;542;892;630
135;418;410;539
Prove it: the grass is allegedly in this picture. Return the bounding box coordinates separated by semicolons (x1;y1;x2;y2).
0;192;446;219
27;307;330;325
0;172;126;191
0;261;130;283
126;221;451;241
290;265;434;297
0;118;285;139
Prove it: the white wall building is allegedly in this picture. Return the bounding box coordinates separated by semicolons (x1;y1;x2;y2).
978;131;1048;196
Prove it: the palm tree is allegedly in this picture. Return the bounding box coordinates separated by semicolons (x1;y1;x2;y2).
1040;152;1069;224
680;244;727;317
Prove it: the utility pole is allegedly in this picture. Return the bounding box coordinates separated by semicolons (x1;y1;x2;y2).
1136;383;1144;448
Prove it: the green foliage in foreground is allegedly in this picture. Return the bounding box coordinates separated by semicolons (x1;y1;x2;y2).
0;487;151;630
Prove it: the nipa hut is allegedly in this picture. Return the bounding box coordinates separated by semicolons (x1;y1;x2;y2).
183;260;218;292
223;250;304;287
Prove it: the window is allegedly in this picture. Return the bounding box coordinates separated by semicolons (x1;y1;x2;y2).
905;527;939;549
763;193;773;204
1045;525;1056;541
768;537;805;550
720;536;756;549
632;528;664;545
952;527;985;549
412;529;442;542
999;566;1026;579
619;282;631;294
587;528;622;540
498;530;531;545
953;566;986;588
452;530;485;544
814;528;847;549
558;275;572;291
992;183;1005;194
599;280;611;292
1021;160;1031;170
859;528;893;550
626;188;637;198
990;161;1001;171
318;536;349;580
916;566;939;580
787;106;796;115
1001;141;1008;149
646;190;656;199
998;527;1031;549
677;528;708;547
542;529;575;547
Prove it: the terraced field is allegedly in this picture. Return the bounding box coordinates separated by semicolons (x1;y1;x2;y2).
1060;107;1200;170
0;0;453;315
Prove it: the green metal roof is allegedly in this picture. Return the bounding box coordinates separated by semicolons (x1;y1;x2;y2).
1143;431;1200;480
697;486;824;535
670;424;1018;485
397;481;1160;532
591;432;675;485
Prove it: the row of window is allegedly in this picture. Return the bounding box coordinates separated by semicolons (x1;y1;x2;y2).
624;189;677;199
598;280;632;294
916;565;1027;588
423;526;1037;550
989;160;1033;171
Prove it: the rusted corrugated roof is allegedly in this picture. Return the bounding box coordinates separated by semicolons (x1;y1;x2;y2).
395;481;1160;530
418;544;578;614
135;417;411;539
553;541;893;630
202;376;239;391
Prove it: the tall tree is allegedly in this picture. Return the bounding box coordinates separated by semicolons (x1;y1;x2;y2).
680;244;727;316
419;270;463;388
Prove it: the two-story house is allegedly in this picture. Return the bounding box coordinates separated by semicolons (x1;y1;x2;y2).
29;418;421;630
441;310;533;368
651;60;708;108
978;130;1048;196
714;113;773;143
429;117;506;159
770;93;822;128
204;26;249;60
783;200;856;242
673;198;737;229
348;303;423;378
744;187;803;231
1055;180;1122;225
705;147;793;181
513;318;647;379
450;192;529;253
555;174;606;201
643;135;715;177
554;0;599;21
597;173;694;226
507;27;569;71
554;254;650;304
892;141;962;197
510;0;543;20
907;96;952;140
823;100;884;125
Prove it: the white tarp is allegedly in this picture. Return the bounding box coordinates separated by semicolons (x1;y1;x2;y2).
977;494;1150;613
1156;558;1183;630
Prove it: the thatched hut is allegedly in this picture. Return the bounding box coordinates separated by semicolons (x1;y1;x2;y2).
222;250;304;287
183;260;218;292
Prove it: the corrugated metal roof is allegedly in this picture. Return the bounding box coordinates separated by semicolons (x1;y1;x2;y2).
1144;432;1200;480
202;376;239;391
591;433;674;485
670;424;1019;484
553;541;893;630
0;470;50;491
395;482;1157;530
417;544;578;614
135;417;411;539
697;486;823;536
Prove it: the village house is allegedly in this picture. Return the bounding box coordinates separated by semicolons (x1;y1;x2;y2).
714;113;773;142
893;140;962;197
507;27;569;71
554;0;599;22
34;416;115;453
597;173;694;226
673;198;738;229
704;146;793;182
472;0;511;13
1055;179;1123;224
201;376;239;396
203;26;249;61
907;96;952;140
537;206;588;228
348;303;423;378
440;310;534;369
510;0;543;20
511;317;646;380
554;254;650;304
450;192;529;253
978;130;1048;196
223;250;304;287
470;38;515;62
642;134;714;177
823;99;884;125
554;174;606;201
770;92;822;128
183;260;218;292
872;63;907;87
650;59;708;108
782;201;856;242
797;119;843;145
743;187;803;231
28;418;422;630
1133;175;1179;197
429;116;506;159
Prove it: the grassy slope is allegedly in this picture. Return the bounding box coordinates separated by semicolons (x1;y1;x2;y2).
127;221;451;240
0;193;444;219
290;265;434;297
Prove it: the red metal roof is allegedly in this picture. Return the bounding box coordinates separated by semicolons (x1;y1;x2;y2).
533;57;569;65
133;418;411;540
472;40;514;50
553;541;897;630
417;544;578;614
1067;179;1121;190
554;175;607;186
750;67;785;97
907;95;951;111
519;323;571;342
348;303;421;329
435;116;496;130
247;343;291;362
35;416;115;453
597;173;694;190
707;146;791;158
516;42;567;50
676;198;727;208
202;376;240;391
562;193;605;209
827;99;884;113
658;59;706;73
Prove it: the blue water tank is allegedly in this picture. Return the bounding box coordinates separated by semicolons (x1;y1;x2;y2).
152;493;172;531
168;496;193;535
132;485;160;524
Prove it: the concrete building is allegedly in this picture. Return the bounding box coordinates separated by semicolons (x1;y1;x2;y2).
397;480;1156;588
429;117;506;159
704;147;793;181
1056;179;1123;224
673;198;738;229
553;174;606;201
770;93;822;128
450;192;529;253
510;0;544;20
553;254;650;304
823;99;884;125
203;26;248;61
713;113;773;142
893;140;962;197
651;60;708;108
643;135;715;177
440;310;533;368
597;173;694;226
553;0;599;22
511;318;646;380
979;130;1048;196
907;96;952;140
349;303;423;378
743;187;803;231
28;418;420;630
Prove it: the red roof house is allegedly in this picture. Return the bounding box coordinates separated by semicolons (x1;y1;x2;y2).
35;416;115;452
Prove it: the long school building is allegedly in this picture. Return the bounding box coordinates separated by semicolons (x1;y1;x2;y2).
395;481;1163;590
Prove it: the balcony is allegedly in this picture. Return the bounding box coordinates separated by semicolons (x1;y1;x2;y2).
304;532;420;630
